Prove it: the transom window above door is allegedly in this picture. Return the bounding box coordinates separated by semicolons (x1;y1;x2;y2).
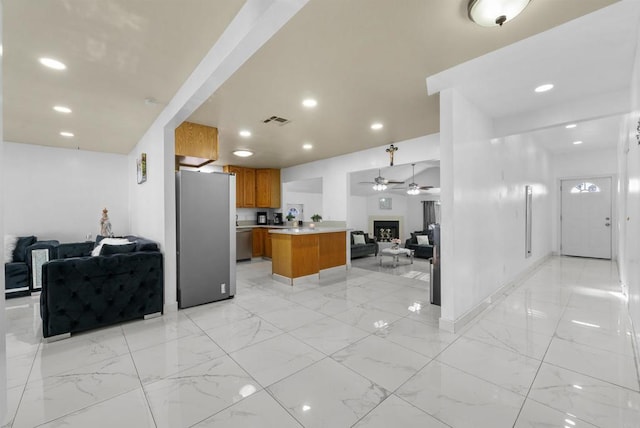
570;182;601;194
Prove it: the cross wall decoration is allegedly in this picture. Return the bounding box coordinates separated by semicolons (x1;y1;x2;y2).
386;144;398;166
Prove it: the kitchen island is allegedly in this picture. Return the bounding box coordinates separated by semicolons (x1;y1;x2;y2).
269;228;348;285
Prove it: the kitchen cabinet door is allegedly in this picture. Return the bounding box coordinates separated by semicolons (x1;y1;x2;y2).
264;228;273;258
223;165;244;208
243;168;256;207
256;169;281;208
252;227;263;257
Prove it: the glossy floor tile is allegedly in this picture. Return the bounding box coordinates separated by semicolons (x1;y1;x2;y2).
4;256;639;427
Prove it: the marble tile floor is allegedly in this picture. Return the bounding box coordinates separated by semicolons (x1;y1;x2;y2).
350;253;432;281
3;256;639;427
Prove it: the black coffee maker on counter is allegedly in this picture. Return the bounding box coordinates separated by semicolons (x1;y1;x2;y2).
273;212;283;225
257;211;268;225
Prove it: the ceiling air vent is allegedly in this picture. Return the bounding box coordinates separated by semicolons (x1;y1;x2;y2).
263;115;291;126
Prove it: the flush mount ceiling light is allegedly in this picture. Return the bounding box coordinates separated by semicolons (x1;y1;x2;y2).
371;122;383;130
573;141;583;145
239;130;251;138
60;131;74;137
468;0;531;27
302;143;313;150
566;123;577;129
535;83;554;93
39;57;66;70
302;98;317;108
53;105;72;113
233;150;253;157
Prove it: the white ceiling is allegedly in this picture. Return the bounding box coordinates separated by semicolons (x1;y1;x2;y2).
526;115;625;154
427;1;639;154
3;0;618;167
3;0;245;153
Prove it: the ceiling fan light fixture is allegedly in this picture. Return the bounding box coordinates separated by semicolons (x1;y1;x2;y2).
468;0;531;27
373;183;387;191
407;187;420;195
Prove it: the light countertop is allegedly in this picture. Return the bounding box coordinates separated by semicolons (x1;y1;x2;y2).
236;225;289;229
268;227;349;235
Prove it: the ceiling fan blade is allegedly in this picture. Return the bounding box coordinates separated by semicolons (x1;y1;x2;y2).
387;180;405;184
358;181;376;184
419;186;434;189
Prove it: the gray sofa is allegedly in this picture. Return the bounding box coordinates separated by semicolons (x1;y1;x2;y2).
350;231;378;259
5;236;59;298
404;230;434;259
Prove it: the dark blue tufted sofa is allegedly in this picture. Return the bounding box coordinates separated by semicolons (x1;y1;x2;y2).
40;236;164;339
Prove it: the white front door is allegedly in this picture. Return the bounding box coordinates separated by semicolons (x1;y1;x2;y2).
561;177;612;259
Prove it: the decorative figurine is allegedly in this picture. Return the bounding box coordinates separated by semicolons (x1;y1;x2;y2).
100;208;113;237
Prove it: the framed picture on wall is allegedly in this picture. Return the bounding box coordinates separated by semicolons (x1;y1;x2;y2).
137;153;147;184
379;197;392;209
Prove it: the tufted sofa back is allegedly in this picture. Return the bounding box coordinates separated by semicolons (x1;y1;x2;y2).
41;250;163;338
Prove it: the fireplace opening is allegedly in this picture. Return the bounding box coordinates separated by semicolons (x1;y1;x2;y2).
373;220;400;242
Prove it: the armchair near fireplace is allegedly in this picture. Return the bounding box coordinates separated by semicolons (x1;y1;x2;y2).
404;230;434;259
350;231;378;259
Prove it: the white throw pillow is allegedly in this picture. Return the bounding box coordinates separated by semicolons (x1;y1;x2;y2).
91;238;131;257
4;235;17;263
416;235;430;246
353;234;366;245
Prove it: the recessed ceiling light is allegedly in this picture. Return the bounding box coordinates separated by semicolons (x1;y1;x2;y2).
573;141;583;145
303;143;313;150
534;84;554;93
565;123;577;129
39;57;66;70
371;122;384;130
233;150;253;157
302;98;317;108
60;131;74;137
53;105;72;113
239;130;251;138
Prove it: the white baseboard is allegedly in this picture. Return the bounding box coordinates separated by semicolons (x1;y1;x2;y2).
272;273;320;286
163;302;178;313
438;252;553;333
624;289;640;387
320;265;347;276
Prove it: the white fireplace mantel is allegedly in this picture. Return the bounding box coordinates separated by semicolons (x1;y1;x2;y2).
369;216;404;241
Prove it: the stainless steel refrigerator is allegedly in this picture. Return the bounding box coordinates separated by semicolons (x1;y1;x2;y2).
176;170;236;309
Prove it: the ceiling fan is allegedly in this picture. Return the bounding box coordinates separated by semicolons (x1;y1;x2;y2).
406;163;434;195
359;169;404;191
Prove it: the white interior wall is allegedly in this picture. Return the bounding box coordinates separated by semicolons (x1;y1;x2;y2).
4;142;129;242
345;166;440;237
406;167;441;235
282;135;440;222
551;148;618;256
348;196;368;232
439;89;553;331
618;21;640;359
0;4;6;415
365;193;407;239
282;191;322;221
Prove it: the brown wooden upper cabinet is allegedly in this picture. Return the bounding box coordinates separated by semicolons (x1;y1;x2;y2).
223;165;255;208
224;166;280;208
256;169;281;208
175;121;218;168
